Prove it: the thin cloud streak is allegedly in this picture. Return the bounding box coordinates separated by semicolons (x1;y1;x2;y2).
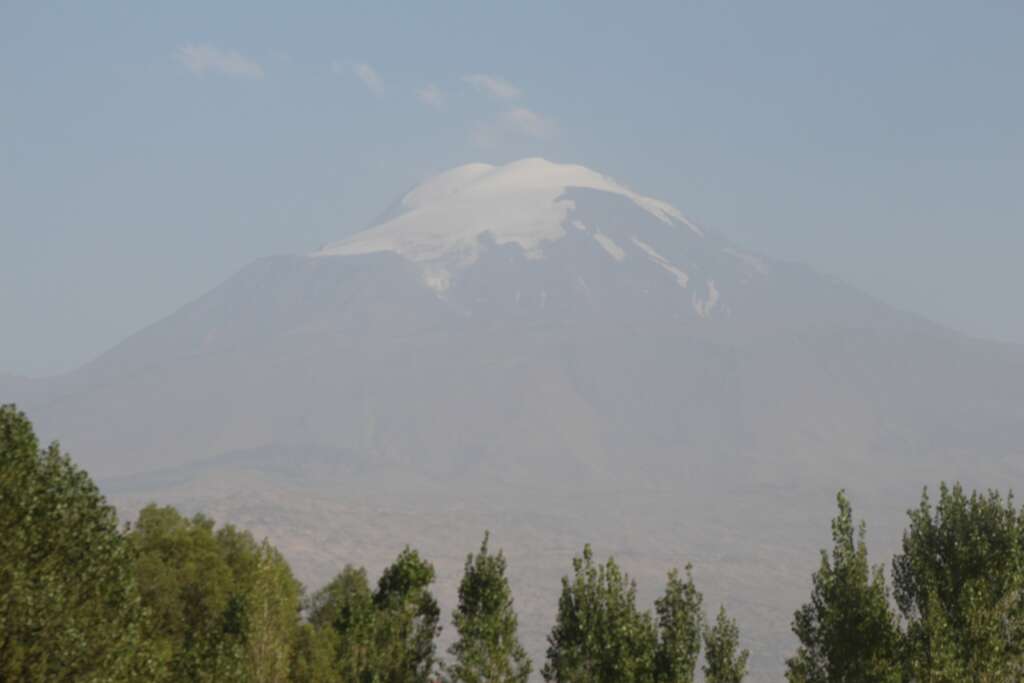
463;74;521;100
502;108;554;138
352;62;384;94
472;107;556;147
417;84;444;109
176;44;264;79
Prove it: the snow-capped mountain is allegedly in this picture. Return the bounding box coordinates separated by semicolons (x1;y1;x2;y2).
316;158;739;320
8;159;1024;680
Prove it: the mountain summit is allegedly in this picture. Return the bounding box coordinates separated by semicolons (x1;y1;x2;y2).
8;160;1024;680
313;158;774;322
318;158;699;266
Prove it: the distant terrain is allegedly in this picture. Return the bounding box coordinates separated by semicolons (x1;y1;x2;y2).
7;159;1024;679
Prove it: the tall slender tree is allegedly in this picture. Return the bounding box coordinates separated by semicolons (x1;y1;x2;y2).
702;606;749;683
785;491;901;683
445;532;532;683
654;565;704;683
373;546;443;683
246;540;303;683
543;544;658;683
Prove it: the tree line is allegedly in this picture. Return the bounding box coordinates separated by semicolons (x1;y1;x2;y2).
2;403;1022;681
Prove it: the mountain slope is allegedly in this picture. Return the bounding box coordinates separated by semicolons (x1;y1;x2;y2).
9;158;1024;679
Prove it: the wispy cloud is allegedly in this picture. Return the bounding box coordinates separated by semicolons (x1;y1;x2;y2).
502;108;555;138
416;84;444;109
472;107;556;147
334;61;384;95
463;74;521;100
176;44;264;79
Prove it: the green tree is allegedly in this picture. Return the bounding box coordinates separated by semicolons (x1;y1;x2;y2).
905;591;968;682
892;483;1024;681
246;540;303;683
373;547;443;683
543;544;658;683
654;565;703;683
785;491;901;683
702;606;749;683
290;623;339;683
0;404;156;682
129;504;244;680
307;565;378;681
129;504;302;682
444;532;532;683
304;551;441;683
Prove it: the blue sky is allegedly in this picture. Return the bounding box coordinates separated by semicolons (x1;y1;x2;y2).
2;1;1022;376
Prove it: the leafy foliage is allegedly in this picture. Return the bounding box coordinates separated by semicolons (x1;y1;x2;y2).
290;622;339;683
304;549;441;682
0;404;156;682
246;540;303;682
543;544;659;683
654;565;704;683
445;532;532;683
306;565;377;681
11;407;1024;681
702;606;749;683
373;546;443;683
128;503;301;681
785;491;901;683
893;483;1024;680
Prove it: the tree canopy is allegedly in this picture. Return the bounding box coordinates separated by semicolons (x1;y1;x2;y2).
893;483;1024;680
445;532;532;683
654;565;704;683
8;406;1024;681
785;491;901;683
128;503;302;681
543;544;658;683
303;547;441;683
0;404;156;682
703;606;749;683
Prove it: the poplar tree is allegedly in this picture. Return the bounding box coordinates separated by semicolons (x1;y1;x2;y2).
654;565;704;683
445;532;531;683
246;540;303;683
893;483;1024;680
373;546;443;683
543;544;658;683
702;606;749;683
785;491;901;683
